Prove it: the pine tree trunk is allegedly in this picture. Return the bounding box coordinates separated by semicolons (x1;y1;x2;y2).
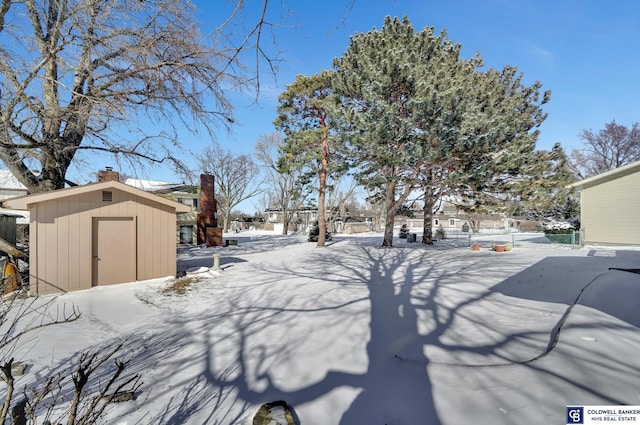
317;187;327;248
317;127;329;247
422;186;435;244
382;181;397;247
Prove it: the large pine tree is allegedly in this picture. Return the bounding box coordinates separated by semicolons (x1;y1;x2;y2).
274;71;343;247
332;16;472;246
332;16;553;246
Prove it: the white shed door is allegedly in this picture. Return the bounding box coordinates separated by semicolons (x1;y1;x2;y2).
92;217;136;286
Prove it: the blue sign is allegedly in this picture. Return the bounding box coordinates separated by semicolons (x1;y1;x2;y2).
567;406;584;424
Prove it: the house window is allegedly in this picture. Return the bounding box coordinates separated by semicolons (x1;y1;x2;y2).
102;191;113;202
449;219;455;226
179;225;194;244
177;197;198;210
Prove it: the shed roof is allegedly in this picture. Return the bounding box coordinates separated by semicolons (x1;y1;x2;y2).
567;160;640;191
1;180;192;213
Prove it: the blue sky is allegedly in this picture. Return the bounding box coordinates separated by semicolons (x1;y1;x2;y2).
206;0;638;155
71;0;639;203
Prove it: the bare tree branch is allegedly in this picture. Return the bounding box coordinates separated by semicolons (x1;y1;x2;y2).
569;121;640;179
197;140;264;231
0;0;278;192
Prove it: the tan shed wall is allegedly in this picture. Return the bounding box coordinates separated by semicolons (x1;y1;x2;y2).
581;171;640;245
29;188;178;295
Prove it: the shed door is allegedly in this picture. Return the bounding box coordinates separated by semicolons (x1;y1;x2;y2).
92;217;136;286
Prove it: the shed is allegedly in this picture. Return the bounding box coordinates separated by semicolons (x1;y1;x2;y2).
0;213;19;246
567;160;640;246
2;180;191;295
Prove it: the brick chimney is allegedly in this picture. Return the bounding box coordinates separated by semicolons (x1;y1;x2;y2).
98;167;120;182
197;174;222;246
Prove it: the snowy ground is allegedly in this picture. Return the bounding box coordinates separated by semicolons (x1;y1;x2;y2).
7;230;640;425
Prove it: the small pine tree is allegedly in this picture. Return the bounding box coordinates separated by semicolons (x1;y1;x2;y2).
308;221;332;242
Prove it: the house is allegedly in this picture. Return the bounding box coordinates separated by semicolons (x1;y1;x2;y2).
125;178;200;244
2;180;190;295
334;216;373;234
0;170;30;245
125;174;222;246
0;170;28;201
264;206;318;225
567;160;640;246
405;210;507;233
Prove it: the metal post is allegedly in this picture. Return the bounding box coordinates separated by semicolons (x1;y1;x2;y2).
212;253;221;271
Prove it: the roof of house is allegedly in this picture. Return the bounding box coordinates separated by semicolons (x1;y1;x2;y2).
566;160;640;191
1;180;191;213
124;178;194;194
0;170;28;191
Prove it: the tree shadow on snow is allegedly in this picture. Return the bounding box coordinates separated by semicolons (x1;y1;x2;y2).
131;243;638;424
491;249;640;327
28;242;640;425
163;242;556;424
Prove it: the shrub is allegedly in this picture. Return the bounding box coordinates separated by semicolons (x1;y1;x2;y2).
399;224;409;239
541;219;576;234
541;219;578;244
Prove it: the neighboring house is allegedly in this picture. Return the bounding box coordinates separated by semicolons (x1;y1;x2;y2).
334;216;373;234
125;176;221;246
2;180;190;295
125;178;200;245
265;206;318;225
405;212;507;233
567;160;640;246
0;170;30;245
231;216;264;232
0;169;28;201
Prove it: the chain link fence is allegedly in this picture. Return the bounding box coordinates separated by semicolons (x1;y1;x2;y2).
422;228;583;249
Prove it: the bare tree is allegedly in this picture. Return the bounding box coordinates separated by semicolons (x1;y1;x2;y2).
324;177;360;230
254;132;305;235
0;0;278;192
0;294;140;424
569;121;640;179
197;141;262;232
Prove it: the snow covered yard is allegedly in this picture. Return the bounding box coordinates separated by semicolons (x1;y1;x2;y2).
9;231;640;425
